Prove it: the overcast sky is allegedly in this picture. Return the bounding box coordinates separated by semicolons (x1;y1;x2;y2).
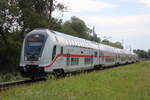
54;0;150;50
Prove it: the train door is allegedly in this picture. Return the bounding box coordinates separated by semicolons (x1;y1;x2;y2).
88;49;93;67
99;46;104;66
98;50;101;64
58;46;65;67
115;53;118;64
94;51;98;65
100;50;104;65
91;49;94;67
52;45;57;61
118;54;121;64
66;48;70;67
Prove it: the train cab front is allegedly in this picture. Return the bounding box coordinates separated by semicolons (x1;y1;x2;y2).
20;32;47;79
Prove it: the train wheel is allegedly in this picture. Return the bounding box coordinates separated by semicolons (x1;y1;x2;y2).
53;69;66;78
94;65;100;70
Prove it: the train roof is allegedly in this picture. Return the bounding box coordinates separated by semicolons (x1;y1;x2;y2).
28;29;132;53
52;30;99;49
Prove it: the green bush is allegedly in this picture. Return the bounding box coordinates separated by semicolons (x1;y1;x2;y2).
0;72;23;82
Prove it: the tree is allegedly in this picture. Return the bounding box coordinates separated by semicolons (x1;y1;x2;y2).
91;26;101;42
0;0;20;44
133;49;148;59
101;40;123;49
61;16;100;42
102;39;110;44
18;0;66;38
70;16;87;37
147;49;150;58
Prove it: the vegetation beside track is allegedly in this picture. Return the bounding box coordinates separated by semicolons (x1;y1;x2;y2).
0;62;150;100
0;72;24;83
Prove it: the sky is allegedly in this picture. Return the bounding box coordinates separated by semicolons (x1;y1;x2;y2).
54;0;150;51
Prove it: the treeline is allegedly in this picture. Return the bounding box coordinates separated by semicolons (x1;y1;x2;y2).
101;40;123;49
134;49;150;59
0;0;123;72
60;16;123;49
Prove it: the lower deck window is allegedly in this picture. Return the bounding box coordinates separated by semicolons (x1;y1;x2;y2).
84;57;93;64
105;58;114;62
71;58;79;65
121;58;126;61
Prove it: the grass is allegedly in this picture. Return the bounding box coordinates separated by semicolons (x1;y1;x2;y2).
0;61;150;100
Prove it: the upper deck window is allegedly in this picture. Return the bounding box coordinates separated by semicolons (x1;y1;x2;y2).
28;42;43;47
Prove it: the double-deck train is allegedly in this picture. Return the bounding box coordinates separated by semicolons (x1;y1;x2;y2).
19;29;138;79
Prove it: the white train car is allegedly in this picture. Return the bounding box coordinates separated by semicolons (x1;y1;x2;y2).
98;44;117;67
19;29;137;78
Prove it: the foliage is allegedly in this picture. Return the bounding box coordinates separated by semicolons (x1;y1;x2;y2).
0;72;23;82
0;0;20;44
0;32;21;72
18;0;65;36
134;49;150;59
61;16;101;42
102;39;124;49
1;62;150;100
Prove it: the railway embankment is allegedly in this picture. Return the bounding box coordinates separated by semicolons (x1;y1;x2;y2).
0;61;150;100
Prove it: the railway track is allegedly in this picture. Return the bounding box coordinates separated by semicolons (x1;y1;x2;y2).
0;63;135;92
0;78;45;92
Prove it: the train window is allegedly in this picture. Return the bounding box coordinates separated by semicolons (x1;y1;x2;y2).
52;45;56;61
121;57;125;61
71;58;74;65
91;56;93;64
106;58;114;62
66;54;70;66
94;52;97;57
28;42;42;47
84;58;91;64
71;58;79;65
61;47;63;54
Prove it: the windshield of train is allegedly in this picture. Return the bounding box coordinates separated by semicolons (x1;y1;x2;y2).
25;34;45;56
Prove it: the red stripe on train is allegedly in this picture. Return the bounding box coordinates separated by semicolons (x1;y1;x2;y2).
41;54;116;68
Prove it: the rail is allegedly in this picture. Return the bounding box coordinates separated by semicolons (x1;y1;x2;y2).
0;78;45;92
